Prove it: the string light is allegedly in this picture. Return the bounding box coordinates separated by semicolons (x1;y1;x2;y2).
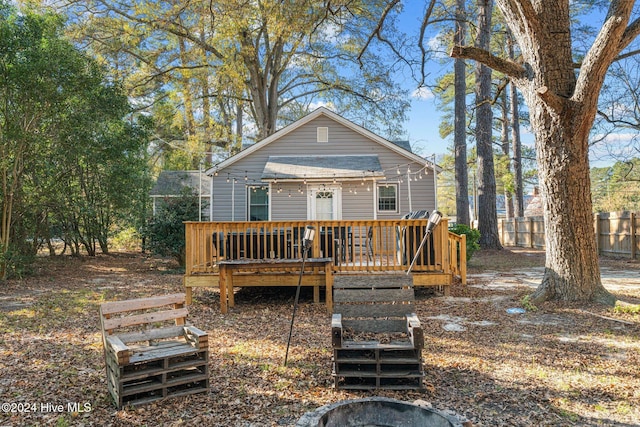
210;159;436;195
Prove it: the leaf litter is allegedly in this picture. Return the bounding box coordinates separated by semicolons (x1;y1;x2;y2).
0;249;638;426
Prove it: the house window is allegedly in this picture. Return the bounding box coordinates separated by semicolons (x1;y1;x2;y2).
378;184;398;212
248;186;269;221
317;127;328;142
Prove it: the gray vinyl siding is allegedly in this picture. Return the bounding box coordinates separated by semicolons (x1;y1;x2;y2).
211;115;436;221
270;183;307;220
341;185;375;219
382;166;436;219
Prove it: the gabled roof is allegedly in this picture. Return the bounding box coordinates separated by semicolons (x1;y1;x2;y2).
206;107;440;175
150;171;211;197
262;155;385;181
391;140;412;152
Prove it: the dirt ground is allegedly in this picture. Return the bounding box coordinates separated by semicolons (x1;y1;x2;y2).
0;247;638;426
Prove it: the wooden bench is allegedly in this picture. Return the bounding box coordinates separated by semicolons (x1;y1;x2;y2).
331;280;424;390
99;293;209;408
215;257;334;313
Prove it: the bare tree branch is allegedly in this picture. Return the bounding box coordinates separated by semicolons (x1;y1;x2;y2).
597;109;640;129
495;0;542;44
614;48;640;62
574;0;634;101
418;0;438;83
537;86;566;112
450;45;527;79
356;0;400;67
618;16;640;52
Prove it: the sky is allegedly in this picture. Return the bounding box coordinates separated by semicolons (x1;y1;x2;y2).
395;2;452;159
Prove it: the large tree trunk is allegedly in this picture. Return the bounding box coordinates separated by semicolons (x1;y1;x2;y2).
475;0;502;249
527;100;614;305
177;33;196;139
515;2;617;306
507;30;524;218
450;1;639;305
454;0;470;226
500;90;514;219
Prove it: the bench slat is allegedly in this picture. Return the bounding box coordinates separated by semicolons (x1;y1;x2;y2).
100;293;186;315
128;340;189;353
337;341;416;349
128;343;203;364
334;282;412;290
114;326;185;344
343;319;408;334
334;303;414;318
333;288;414;303
103;308;189;330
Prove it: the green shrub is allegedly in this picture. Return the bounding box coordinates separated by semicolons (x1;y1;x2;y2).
449;223;481;261
145;188;200;266
0;245;35;280
110;227;141;251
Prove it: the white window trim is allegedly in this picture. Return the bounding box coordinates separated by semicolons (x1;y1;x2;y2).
247;185;270;221
377;182;399;214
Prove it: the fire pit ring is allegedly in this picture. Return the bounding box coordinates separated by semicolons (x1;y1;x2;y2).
296;397;463;427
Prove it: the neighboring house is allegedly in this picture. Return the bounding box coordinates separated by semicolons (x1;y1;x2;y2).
206;107;440;221
150;171;212;220
523;187;543;217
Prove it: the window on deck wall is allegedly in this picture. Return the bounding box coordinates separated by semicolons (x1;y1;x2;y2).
377;183;398;212
248;186;269;221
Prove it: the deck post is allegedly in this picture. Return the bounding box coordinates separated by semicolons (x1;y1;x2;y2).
219;264;228;314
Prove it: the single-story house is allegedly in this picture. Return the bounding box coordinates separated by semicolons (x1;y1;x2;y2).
206;107;440;221
150;170;211;220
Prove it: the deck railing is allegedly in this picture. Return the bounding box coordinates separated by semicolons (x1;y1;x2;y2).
447;231;467;285
185;219;466;282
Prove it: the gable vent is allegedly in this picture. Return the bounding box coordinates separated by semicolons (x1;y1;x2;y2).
317;127;329;142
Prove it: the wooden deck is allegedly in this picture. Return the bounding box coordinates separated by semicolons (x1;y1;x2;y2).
184;219;466;308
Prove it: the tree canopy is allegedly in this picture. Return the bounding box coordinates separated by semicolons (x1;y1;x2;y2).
63;0;411;167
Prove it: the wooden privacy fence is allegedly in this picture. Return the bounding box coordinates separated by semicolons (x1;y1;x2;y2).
499;216;546;249
499;212;640;259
